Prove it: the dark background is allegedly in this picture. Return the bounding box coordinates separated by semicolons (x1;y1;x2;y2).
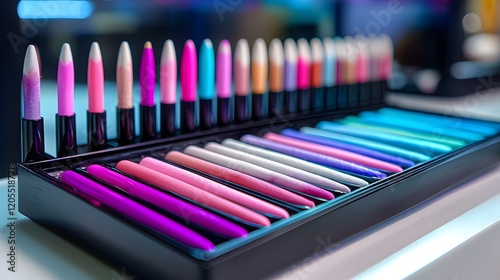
2;0;499;176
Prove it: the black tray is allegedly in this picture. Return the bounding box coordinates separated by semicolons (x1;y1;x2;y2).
18;105;500;279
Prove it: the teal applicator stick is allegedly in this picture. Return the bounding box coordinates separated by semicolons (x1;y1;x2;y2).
302;127;431;162
318;121;452;156
340;116;467;148
199;39;215;129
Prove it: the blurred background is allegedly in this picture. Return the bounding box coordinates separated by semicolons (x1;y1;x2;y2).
1;0;500;175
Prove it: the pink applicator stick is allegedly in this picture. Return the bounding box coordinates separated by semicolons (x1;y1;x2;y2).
264;132;402;173
139;157;289;219
379;34;393;101
165;151;315;208
181;40;197;132
335;38;348;109
58;43;74;117
355;35;372;106
116;160;271;227
345;36;360;108
183;145;334;201
369;35;389;104
87;42;107;151
88;43;104;114
297;38;311;112
56;43;77;157
160;39;177;137
59;170;215;251
205;142;350;193
86;164;247;239
139;41;157;141
22;44;45;162
216;39;232;126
